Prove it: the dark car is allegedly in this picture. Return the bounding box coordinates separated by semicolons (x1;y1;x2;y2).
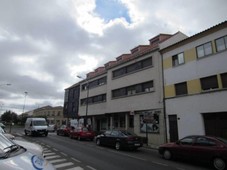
96;130;143;150
158;135;227;170
69;126;95;141
56;125;70;136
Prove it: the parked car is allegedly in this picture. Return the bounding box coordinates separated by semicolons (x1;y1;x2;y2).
69;126;95;141
158;135;227;170
47;124;56;132
0;122;5;129
56;125;70;136
0;133;55;170
0;126;15;140
95;130;143;150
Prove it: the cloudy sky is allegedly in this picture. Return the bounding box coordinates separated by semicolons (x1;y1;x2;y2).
0;0;227;115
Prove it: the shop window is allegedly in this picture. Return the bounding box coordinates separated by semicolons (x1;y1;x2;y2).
175;82;188;95
200;75;218;90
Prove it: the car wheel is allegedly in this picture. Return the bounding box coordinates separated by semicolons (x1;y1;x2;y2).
96;139;101;146
163;150;172;160
115;142;121;150
213;157;226;170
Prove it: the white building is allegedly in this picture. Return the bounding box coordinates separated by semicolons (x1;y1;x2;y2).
161;21;227;142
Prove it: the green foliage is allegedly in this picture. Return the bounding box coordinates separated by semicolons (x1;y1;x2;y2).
1;110;18;123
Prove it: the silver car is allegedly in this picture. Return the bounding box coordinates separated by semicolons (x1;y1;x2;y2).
0;133;55;170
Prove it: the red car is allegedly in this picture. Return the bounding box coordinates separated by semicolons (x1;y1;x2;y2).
158;135;227;170
69;126;95;141
56;125;70;136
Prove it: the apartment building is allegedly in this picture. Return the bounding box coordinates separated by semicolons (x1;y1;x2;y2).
161;21;227;142
33;105;66;126
64;33;187;146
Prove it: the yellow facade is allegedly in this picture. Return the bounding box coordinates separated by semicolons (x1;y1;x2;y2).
163;57;172;70
184;48;197;63
187;79;201;94
164;84;175;98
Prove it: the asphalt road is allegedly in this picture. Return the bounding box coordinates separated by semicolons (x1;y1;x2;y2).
10;127;212;170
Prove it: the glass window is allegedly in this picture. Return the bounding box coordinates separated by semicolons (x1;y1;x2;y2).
221;73;227;88
175;82;188;95
216;36;227;52
197;42;212;58
200;75;218;90
172;53;184;66
195;137;216;146
180;137;194;145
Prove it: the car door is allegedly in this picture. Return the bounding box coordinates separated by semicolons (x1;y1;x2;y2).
101;131;112;145
174;136;195;160
190;137;218;162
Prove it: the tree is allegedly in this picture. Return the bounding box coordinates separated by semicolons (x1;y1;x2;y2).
1;110;18;124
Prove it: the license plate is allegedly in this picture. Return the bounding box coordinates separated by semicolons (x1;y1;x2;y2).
134;143;140;146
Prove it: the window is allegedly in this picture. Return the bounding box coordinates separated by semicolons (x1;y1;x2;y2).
80;94;106;105
175;82;188;96
180;137;194;145
112;57;152;78
196;42;212;58
215;35;227;52
221;73;227;88
195;137;216;146
112;81;154;98
172;53;184;66
200;75;218;90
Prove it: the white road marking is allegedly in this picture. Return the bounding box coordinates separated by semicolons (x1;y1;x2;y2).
60;152;67;156
109;150;146;161
152;161;168;166
54;162;74;168
71;158;81;163
44;152;55;156
45;155;61;159
48;159;66;164
86;165;97;170
66;167;84;170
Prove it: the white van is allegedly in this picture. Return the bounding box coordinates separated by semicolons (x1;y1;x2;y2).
24;118;48;136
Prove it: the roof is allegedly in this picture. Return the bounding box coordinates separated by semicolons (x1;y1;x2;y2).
160;20;227;53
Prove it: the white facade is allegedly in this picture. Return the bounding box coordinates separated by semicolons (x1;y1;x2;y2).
162;21;227;141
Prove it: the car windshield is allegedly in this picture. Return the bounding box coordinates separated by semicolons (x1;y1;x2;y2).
33;120;47;126
217;137;227;144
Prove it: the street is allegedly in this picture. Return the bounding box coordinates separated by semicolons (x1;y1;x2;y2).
10;127;211;170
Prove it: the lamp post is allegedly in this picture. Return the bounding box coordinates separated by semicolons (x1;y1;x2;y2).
0;83;11;87
77;76;89;127
22;92;28;114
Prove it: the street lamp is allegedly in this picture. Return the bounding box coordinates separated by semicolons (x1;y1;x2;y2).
22;92;28;113
0;83;11;87
77;76;89;127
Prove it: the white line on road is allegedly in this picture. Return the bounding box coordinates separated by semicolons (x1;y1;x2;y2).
109;150;146;161
53;148;58;151
48;159;66;164
60;152;67;156
54;162;74;168
152;161;168;166
66;167;84;170
86;165;97;170
45;155;61;160
44;152;55;156
71;158;81;163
